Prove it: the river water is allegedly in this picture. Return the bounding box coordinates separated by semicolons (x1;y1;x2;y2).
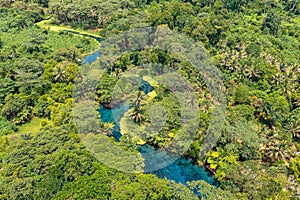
82;35;218;186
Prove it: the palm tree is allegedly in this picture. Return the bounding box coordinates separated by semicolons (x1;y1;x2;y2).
114;68;121;79
273;64;299;107
130;91;145;124
266;139;291;163
262;134;292;163
243;65;261;80
282;64;298;89
130;107;144;124
54;65;67;82
20;133;32;140
285;121;300;139
272;72;283;89
88;9;98;19
294;96;300;108
132;91;145;110
101;122;115;135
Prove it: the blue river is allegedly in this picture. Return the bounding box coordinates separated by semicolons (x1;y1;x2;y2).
83;36;218;186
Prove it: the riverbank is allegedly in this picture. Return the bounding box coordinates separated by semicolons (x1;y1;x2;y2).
36;16;217;186
36;17;102;60
36;18;102;39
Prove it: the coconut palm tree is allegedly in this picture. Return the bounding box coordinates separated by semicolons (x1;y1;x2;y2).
261;132;292;163
101;122;115;135
266;139;291;163
130;107;144;124
54;65;67;82
273;64;299;106
294;97;300;108
285;121;300;139
132;91;145;109
243;65;261;80
130;91;145;124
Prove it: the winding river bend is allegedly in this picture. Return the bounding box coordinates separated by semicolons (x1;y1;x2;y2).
75;33;218;186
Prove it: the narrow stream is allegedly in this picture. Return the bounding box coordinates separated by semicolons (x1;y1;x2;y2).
98;77;218;186
80;33;218;186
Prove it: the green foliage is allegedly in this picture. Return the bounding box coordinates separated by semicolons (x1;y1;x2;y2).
233;84;250;104
290;155;300;181
48;0;139;30
96;73;117;104
148;0;195;31
284;107;300;139
0;116;17;136
187;180;235;200
228;104;255;122
1;1;300;199
0;78;14;104
32;94;51;117
206;147;238;180
218;119;262;161
110;174;174;199
53;164;116;200
262;11;281;35
245;42;261;56
73;100;102;134
13;58;45;94
49;99;73;126
0;124;71;199
222;161;291;199
43;59;57;82
1;93;32;124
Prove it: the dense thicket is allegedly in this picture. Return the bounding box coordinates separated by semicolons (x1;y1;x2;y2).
0;0;299;199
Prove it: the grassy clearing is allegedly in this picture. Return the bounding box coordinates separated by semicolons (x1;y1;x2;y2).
143;76;159;87
36;18;102;39
17;118;44;136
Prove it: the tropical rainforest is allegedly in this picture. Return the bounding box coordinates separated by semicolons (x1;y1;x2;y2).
0;0;300;199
